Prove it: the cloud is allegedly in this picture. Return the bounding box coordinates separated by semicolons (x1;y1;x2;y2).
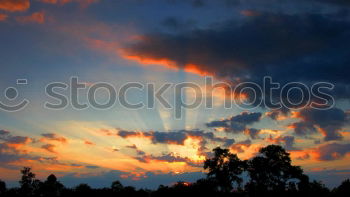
85;165;100;169
0;130;10;136
0;0;30;12
265;110;289;121
0;129;61;169
5;136;31;145
41;133;68;143
206;111;262;133
132;151;203;168
0;129;32;146
125;144;146;156
126;144;138;149
121;12;350;102
244;128;261;139
292;108;349;141
0;142;40;168
117;130;152;139
230;139;251;153
0;13;7;21
266;135;296;150
151;131;188;145
16;11;45;24
315;143;350;161
294;152;310;161
84;140;95;146
116;129;235;159
41;144;57;153
117;129;234;147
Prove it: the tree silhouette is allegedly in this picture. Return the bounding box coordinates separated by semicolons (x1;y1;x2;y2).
204;147;246;192
41;174;64;196
333;179;350;197
19;167;41;196
111;180;124;193
246;145;304;195
75;183;93;196
0;179;6;195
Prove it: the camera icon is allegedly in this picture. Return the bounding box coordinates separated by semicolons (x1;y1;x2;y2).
0;79;30;112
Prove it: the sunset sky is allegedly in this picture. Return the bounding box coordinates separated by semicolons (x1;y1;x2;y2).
0;0;350;189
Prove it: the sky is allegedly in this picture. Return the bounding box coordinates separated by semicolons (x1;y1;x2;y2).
0;0;350;189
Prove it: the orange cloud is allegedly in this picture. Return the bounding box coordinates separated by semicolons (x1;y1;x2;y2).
120;50;213;77
120;171;147;181
84;140;95;146
0;13;7;21
0;0;30;12
16;11;45;24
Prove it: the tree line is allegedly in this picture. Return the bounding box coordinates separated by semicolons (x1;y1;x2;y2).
0;145;349;197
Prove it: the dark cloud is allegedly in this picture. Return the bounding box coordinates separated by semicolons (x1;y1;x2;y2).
41;133;67;143
0;129;31;145
290;121;318;136
123;12;350;103
293;108;349;141
266;135;296;150
206;112;262;133
126;144;138;149
265;109;289;120
117;129;235;160
117;130;152;138
266;111;280;120
222;138;235;147
41;144;57;153
230;139;251;153
316;143;350;161
0;130;10;135
150;153;188;163
245;128;261;139
281;136;295;150
0;143;22;164
126;144;146;156
152;131;188;144
0;129;35;168
86;165;100;169
117;129;235;148
5;136;30;144
133;152;203;168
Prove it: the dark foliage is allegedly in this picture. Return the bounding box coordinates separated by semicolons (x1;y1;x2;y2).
0;145;348;197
